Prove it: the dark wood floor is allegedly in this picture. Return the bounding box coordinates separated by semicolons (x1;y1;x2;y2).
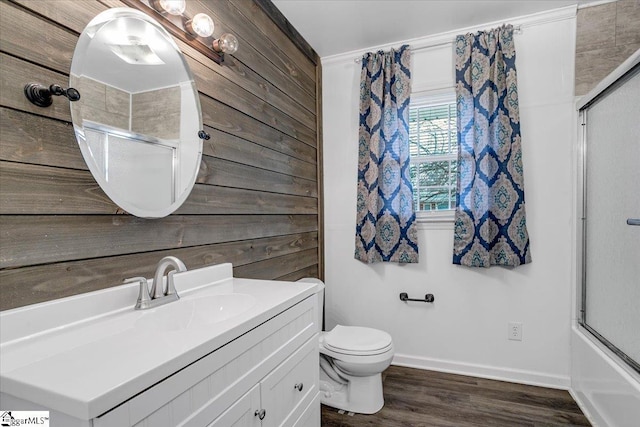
321;366;591;427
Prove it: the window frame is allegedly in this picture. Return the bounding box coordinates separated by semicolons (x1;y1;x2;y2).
408;90;458;223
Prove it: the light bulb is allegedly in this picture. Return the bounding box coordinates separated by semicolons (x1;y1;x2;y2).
213;33;239;54
186;13;214;38
157;0;185;15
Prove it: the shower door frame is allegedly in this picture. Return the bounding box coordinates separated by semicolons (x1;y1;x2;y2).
577;51;640;375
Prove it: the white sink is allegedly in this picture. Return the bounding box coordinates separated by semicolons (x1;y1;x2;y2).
135;294;257;331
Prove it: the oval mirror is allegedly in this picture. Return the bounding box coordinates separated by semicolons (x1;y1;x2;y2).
69;8;203;218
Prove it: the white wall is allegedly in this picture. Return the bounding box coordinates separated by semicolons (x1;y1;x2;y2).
321;7;577;388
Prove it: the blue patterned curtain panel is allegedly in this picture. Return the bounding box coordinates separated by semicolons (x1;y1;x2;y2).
355;45;419;264
453;25;532;267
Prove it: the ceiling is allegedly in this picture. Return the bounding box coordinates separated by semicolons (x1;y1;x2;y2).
271;0;593;58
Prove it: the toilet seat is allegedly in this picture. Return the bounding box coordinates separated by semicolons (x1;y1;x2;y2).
323;325;392;356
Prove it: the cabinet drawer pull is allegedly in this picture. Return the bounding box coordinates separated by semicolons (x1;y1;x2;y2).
255;409;266;420
294;382;304;392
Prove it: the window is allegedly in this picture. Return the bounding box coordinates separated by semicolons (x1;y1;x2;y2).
408;95;458;219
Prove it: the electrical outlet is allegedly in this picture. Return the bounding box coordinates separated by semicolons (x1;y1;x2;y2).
508;322;523;341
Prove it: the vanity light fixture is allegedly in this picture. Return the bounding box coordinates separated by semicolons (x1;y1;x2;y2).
186;13;214;38
212;33;239;54
153;0;185;15
125;0;239;64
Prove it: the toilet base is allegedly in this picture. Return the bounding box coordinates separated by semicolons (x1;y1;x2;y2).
319;369;384;414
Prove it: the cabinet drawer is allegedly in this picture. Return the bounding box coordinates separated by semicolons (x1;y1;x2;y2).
261;337;319;427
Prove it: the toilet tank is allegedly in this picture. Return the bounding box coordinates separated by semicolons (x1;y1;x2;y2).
296;277;324;333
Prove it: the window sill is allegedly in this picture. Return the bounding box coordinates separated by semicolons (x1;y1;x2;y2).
415;210;455;230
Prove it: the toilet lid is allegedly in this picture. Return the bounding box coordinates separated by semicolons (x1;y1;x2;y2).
323;325;392;355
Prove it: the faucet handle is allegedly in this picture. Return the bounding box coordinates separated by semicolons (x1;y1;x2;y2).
165;270;180;298
124;277;151;310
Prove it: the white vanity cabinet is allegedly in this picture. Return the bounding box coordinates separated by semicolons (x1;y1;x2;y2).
0;264;322;427
94;297;320;427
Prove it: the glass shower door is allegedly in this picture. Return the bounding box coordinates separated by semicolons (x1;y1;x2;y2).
581;64;640;373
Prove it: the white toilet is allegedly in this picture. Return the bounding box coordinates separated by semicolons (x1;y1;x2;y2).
297;278;394;414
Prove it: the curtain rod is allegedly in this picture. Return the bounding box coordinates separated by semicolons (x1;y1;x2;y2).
353;25;522;63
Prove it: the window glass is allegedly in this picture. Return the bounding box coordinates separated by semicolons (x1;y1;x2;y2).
409;97;458;215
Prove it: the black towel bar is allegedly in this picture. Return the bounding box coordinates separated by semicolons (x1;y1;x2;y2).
399;292;434;303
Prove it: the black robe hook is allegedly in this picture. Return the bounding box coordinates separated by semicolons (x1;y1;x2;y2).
24;83;81;107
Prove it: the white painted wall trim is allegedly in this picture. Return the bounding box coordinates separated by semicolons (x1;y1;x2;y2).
321;5;577;65
392;353;572;390
416;220;455;231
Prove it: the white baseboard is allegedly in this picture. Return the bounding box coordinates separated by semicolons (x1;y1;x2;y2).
392;353;571;390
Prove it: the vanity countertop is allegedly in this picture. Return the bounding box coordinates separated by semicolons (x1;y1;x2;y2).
0;263;318;420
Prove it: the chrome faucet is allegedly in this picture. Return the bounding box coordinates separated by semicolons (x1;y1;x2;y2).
125;256;187;310
152;256;187;299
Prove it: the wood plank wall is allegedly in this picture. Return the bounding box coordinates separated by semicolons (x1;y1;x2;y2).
0;0;323;311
